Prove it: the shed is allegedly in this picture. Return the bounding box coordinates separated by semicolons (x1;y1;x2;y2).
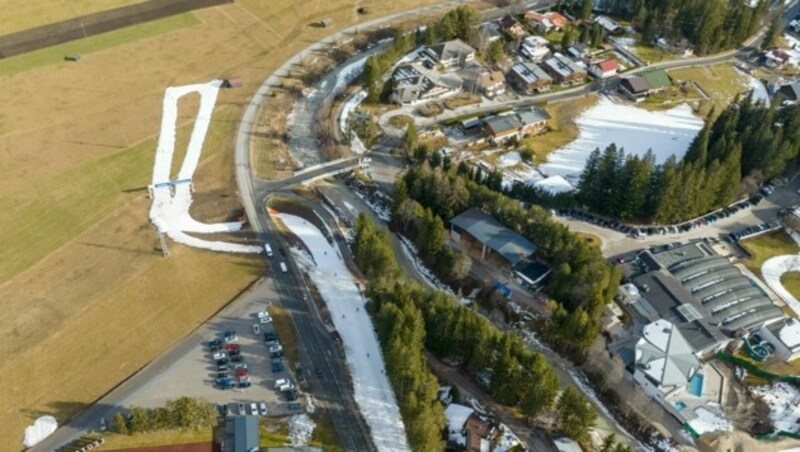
514;260;551;287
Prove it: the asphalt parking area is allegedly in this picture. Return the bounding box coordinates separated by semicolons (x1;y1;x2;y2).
119;300;302;417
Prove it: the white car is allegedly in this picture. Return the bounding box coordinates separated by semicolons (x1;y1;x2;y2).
259;402;268;416
212;352;226;360
234;363;248;370
250;402;259;416
273;378;289;389
269;343;283;354
253;324;260;335
278;382;294;392
260;315;273;324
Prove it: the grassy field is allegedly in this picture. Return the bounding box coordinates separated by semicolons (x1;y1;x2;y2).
522;94;599;164
268;305;299;364
259;412;344;450
667;64;750;117
0;13;200;77
739;231;800;279
387;114;414;129
632;44;694;64
99;428;213;450
1;0;147;34
781;272;800;300
1;0;455;448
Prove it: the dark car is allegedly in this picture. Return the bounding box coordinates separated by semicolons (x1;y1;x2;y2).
296;365;306;382
216;358;229;366
218;404;229;417
272;361;285;372
231;354;243;362
314;366;324;377
264;331;277;342
218;371;230;379
271;350;284;359
218;364;230;372
229;348;241;356
285;389;299;401
238;380;252;388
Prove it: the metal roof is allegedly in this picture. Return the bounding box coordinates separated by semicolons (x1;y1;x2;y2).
641;69;671;90
510;62;552;84
673;256;730;281
514;260;551;285
684;267;742;292
451;208;536;266
720;305;784;334
635;319;700;388
704;286;763;311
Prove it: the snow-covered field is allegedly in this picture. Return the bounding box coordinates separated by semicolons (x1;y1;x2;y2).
538;97;704;183
761;254;800;317
149;80;261;253
274;213;410;451
736;68;771;106
752;383;800;433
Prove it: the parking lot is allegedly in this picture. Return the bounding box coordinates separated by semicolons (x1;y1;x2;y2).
116;280;304;418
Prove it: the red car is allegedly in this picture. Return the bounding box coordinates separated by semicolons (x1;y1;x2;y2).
236;368;250;378
225;343;241;352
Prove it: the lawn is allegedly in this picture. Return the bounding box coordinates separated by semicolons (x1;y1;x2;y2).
0;13;200;77
667;64;749;118
268;305;299;365
388;114;415;129
99;428;213;450
1;0;146;34
738;231;800;279
781;272;800;300
575;232;602;248
521;94;599;164
631;44;692;64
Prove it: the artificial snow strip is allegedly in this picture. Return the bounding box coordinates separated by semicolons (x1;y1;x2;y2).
148;80;261;253
276;213;410;451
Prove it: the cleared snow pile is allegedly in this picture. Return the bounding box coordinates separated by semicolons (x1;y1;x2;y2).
288;414;316;447
148;80;261;254
539;97;703;183
275;213;410;451
340;90;369;154
494;423;523;452
761;255;800;317
444;403;473;446
735;68;771;106
399;235;455;294
497;151;523;167
533;175;576;195
688;407;733;435
23;416;57;448
752;383;800;433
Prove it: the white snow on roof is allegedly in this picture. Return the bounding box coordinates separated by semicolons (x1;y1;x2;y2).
444;403;474;446
274;213;410;450
148;80;261;253
688;407;733;435
753;383;800;433
494;423;523;451
782;34;800;66
538;97;703;184
533;175;575;194
779;319;800;348
23;416;57;448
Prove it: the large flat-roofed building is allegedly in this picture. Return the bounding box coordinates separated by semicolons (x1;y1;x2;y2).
624;241;785;357
221;415;259;452
450;208;536;266
759;318;800;362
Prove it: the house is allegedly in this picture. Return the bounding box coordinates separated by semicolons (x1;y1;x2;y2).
463;412;494;451
525;11;570;33
519;35;551;62
759;318;800;362
481;20;503;43
640;68;671;92
634;319;701;401
542;52;587;85
588;59;619;78
480;71;506;98
777;80;800;102
481;107;550;144
763;48;791;68
791;19;800;34
424;39;476;70
390;63;461;104
566;42;590;59
507;61;553;93
619;69;670;100
594;15;621;34
500;15;527;38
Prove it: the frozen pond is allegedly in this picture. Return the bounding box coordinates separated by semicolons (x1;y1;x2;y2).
538;97;704;183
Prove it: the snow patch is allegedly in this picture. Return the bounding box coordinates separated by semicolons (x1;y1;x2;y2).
335;56;368;92
752;383;800;433
275;213;410;451
533;175;575;195
688;407;733;435
23;416;57;448
288;414;316;447
398;235;455;294
735;68;771;106
148;80;261;254
494;423;523;452
340;90;369;154
497;151;522;167
538;97;704;183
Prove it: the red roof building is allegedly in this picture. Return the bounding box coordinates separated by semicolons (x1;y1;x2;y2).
589;59;620;79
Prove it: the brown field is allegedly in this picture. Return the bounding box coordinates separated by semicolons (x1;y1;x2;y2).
0;0;457;448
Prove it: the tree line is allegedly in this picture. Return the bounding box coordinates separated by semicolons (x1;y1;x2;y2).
112;397;218;435
586;0;768;55
576;96;800;223
353;212;601;444
395;156;620;361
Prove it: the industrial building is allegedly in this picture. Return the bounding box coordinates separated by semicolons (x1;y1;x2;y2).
449;208;536;267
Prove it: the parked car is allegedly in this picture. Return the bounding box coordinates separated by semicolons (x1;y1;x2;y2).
231;354;243;362
234;363;248;370
279;382;294;392
271;350;284;359
285;389;299;401
264;331;278;342
274;378;289;389
272;361;285;372
258;312;273;324
218;371;230;379
259;402;268;416
314;366;324;377
269;343;283;353
288;402;302;411
239;380;252;388
253;324;261;335
218;404;229;417
236;369;250;378
216;377;234;389
238;402;246;414
225;343;241;352
212;351;226;360
250;402;259;416
216;358;229;366
223;330;237;342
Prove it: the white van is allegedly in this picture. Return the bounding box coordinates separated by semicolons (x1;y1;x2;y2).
280;262;288;273
264;244;273;257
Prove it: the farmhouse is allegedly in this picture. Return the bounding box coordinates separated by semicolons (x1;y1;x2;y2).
481;106;550;144
450;208;537;266
507;61;553;93
424;39;476;70
763;48;791;68
390;63;461;105
620;69;670;100
542;52;587;85
500;15;527;38
519;35;551;62
589;59;620;78
480;71;507;99
620;241;785;357
514;259;552;288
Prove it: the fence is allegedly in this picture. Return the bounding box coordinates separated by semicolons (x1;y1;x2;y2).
0;0;232;58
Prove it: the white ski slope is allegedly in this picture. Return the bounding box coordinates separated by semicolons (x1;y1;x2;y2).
149;80;261;253
275;212;410;451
